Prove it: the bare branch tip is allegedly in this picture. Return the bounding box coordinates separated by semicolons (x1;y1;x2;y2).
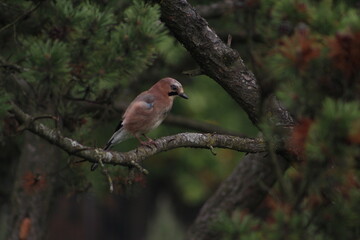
130;160;149;175
98;157;114;193
209;145;217;156
227;34;232;47
182;68;203;77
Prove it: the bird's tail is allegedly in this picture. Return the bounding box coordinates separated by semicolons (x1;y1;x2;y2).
103;141;112;151
90;127;130;171
104;127;130;150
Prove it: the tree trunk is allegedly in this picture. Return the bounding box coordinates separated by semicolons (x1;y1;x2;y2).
187;153;289;239
6;131;62;240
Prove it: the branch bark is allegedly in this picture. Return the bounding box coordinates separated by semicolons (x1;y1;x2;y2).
187;153;289;239
10;103;267;172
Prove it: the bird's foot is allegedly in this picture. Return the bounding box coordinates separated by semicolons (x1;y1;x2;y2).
140;134;157;148
140;139;157;148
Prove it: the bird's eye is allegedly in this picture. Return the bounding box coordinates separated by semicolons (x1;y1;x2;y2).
170;84;178;91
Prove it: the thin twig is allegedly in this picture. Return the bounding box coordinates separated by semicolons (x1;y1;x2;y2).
32;115;59;123
182;68;203;76
0;2;42;33
130;160;149;175
208;145;217;155
0;57;24;73
227;34;232;47
95;149;114;193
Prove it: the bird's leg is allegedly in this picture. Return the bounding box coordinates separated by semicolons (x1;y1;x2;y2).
143;134;158;148
142;134;155;144
134;135;151;146
134;134;157;148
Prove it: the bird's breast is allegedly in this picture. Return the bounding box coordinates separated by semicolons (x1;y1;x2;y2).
150;109;169;129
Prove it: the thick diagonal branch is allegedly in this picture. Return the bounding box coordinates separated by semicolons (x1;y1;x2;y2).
187;152;289;239
154;1;295;239
10;103;267;171
158;0;294;127
159;0;260;123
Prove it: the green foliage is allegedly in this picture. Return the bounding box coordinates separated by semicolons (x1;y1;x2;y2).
217;0;360;239
216;212;261;240
100;0;166;88
264;1;360;116
306;99;360;163
272;0;310;26
9;0;167;103
20;39;70;90
309;0;340;34
0;0;169;148
1;0;359;238
216;171;360;240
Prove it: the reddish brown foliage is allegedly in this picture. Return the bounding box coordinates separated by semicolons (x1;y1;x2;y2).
348;120;360;144
306;194;325;209
328;31;360;79
287;118;314;158
279;29;321;70
336;171;360;199
295;2;307;13
19;217;31;240
22;172;47;194
261;196;293;224
244;0;260;8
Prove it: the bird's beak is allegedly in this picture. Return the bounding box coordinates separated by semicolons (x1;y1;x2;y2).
179;92;189;99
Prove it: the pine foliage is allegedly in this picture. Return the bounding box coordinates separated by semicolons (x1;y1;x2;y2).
218;0;360;239
0;0;167;136
2;0;165;93
1;0;359;238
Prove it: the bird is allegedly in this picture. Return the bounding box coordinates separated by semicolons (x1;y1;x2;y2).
91;77;188;171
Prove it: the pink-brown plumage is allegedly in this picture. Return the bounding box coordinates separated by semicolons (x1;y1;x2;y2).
91;77;188;170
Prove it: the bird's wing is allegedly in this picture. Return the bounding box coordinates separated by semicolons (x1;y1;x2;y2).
122;92;156;125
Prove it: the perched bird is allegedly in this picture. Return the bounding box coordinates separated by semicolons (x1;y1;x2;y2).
91;77;188;171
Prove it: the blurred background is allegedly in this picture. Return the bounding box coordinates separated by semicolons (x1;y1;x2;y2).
1;0;359;239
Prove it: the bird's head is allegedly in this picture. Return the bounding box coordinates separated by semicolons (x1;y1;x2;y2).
157;78;188;99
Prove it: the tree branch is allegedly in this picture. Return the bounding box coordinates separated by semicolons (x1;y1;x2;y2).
187;152;289;239
154;1;295;239
3;57;247;137
159;0;260;124
158;0;294;127
0;1;42;33
10;103;267;172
